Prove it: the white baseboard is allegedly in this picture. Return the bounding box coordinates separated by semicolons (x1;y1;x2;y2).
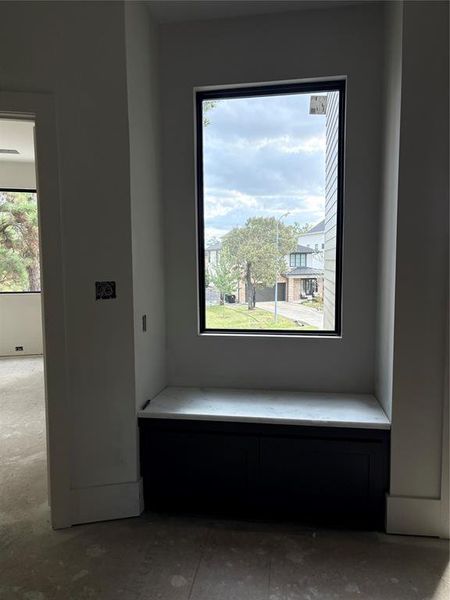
71;478;143;525
386;494;442;537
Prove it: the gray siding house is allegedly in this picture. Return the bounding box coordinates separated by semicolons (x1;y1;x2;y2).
323;90;340;329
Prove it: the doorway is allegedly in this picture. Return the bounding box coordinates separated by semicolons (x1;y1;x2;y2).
302;278;318;297
0;118;47;525
0;92;71;529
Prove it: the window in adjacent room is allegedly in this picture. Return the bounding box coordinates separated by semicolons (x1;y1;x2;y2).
196;80;345;335
0;190;40;293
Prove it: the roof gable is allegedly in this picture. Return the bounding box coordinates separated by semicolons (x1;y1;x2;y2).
294;244;314;254
306;219;325;234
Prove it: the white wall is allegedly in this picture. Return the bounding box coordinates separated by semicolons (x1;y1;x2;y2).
389;0;448;528
0;293;43;355
0;1;140;523
0;160;36;189
375;0;403;421
125;2;166;411
380;0;449;537
160;4;383;392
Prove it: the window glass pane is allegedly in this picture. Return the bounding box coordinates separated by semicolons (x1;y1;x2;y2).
0;190;40;292
199;84;342;333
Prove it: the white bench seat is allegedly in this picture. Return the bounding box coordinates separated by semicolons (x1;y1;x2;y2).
138;386;390;430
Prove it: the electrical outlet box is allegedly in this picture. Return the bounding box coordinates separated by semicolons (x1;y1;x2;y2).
95;281;116;300
15;346;24;352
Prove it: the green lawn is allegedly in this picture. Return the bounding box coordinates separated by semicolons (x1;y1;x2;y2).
206;304;317;331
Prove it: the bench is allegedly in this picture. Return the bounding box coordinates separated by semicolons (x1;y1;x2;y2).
138;387;390;529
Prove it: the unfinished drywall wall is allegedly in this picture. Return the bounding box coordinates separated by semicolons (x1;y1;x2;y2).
386;0;449;537
0;0;139;524
375;0;403;421
125;2;166;411
160;4;383;392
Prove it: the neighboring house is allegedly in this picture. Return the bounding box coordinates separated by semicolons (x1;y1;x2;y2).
323;90;339;329
240;242;323;303
204;240;221;269
204;240;222;305
284;244;324;302
299;219;325;270
205;237;324;304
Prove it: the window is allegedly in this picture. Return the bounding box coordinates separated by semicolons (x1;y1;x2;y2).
290;253;307;268
196;80;345;335
0;189;40;293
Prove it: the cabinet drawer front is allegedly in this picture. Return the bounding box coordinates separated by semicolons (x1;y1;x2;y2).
142;430;257;513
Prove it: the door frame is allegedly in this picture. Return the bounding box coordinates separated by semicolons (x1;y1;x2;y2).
0;91;71;528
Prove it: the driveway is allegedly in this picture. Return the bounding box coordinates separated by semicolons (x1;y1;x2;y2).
257;301;323;329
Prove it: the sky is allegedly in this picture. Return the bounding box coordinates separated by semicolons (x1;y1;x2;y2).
203;92;327;243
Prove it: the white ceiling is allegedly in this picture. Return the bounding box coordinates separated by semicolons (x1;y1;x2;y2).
146;0;374;24
0;119;35;163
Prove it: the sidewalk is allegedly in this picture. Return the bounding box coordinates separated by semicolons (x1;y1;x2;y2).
256;301;323;329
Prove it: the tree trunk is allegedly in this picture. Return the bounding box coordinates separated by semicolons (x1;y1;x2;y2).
27;264;40;291
246;263;254;310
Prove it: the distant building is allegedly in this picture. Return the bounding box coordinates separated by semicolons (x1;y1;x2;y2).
284;244;323;302
299;219;325;270
204;240;221;269
238;243;323;304
205;237;324;304
323;91;340;329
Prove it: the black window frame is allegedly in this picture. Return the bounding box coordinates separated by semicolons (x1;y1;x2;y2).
0;187;41;294
196;79;346;336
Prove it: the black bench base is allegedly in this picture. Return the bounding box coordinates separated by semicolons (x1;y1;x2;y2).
139;419;390;530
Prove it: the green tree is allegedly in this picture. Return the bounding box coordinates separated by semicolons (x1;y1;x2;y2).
223;217;298;310
204;267;211;288
295;221;311;234
209;248;240;305
0;191;40;291
203;100;217;127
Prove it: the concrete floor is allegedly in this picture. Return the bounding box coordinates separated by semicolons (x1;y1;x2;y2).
1;357;449;600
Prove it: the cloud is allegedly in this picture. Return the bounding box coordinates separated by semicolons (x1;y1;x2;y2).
204;143;324;197
202;91;329;236
205;226;230;241
279;134;326;154
204;192;325;238
205;94;325;144
206;133;325;155
204;190;258;219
